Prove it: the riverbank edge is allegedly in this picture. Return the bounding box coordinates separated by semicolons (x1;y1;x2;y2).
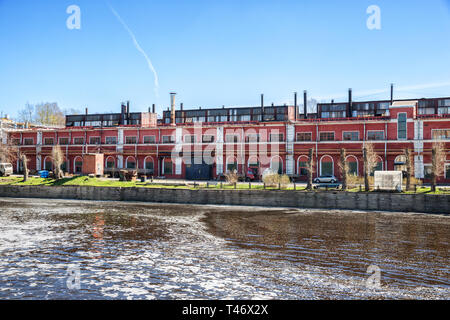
0;184;449;214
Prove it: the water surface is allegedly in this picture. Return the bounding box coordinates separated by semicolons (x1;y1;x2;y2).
0;198;448;299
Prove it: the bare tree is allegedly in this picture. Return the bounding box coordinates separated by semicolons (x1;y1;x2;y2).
363;142;378;191
339;148;348;190
0;142;17;164
35;103;65;126
431;142;445;192
52;145;64;179
306;148;314;190
404;148;413;191
21;153;29;182
17;103;35;124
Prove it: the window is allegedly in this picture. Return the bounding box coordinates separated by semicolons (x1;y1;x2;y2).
245;133;260;143
398;113;407;140
424;165;432;179
347;157;358;176
74;158;83;173
125;136;137;144
226;158;237;172
202;135;214;143
432;129;450;140
24;138;34;145
44;159;53;171
143;136;156;144
164;159;173;174
12;138;20;145
106;158;115;169
184;135;196;143
271;157;283;174
320;156;333;176
319;132;334;141
59;137;69;145
298;160;308;176
105;136;117;144
126;158;136;169
296;132;312;142
145;159;154;173
343;132;359;141
43;138;54;145
74;137;84;145
225;134;239;143
162;135;174;144
269;133;284;142
89;137;101;145
367;131;384;141
446;164;450;179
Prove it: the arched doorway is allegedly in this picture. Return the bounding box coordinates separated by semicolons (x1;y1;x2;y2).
320;155;334;176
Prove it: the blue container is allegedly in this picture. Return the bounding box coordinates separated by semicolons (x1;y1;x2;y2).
39;170;49;178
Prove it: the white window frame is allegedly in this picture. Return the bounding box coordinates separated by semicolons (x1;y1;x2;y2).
319;155;334;176
58;137;70;145
162;135;175;144
296;132;313;142
89;136;101;145
319;131;335;142
43;137;54;145
342;131;360;141
125;136;137;145
105;136;118;145
73;137;85;145
143;135;156;144
397;112;407;140
367;130;385;141
23;137;35;145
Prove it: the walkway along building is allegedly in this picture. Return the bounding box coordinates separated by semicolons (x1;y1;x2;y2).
5;91;450;183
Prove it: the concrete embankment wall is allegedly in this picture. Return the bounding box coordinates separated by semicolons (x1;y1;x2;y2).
0;185;448;214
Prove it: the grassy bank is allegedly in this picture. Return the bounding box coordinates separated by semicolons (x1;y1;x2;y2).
0;176;448;194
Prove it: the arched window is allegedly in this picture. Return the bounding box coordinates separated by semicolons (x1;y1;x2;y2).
371;156;384;176
126;156;136;169
320;155;334;176
105;156;115;169
346;155;358;176
270;156;283;175
297;156;309;176
394;155;406;172
43;156;53;171
248;156;259;168
144;156;154;174
226;156;237;172
163;158;173;175
74;156;83;174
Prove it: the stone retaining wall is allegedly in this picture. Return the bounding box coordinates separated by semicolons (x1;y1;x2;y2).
0;185;448;214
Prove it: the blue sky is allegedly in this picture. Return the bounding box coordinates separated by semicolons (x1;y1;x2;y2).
1;0;450;118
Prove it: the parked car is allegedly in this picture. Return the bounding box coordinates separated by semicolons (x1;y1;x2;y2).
314;175;337;183
0;163;13;177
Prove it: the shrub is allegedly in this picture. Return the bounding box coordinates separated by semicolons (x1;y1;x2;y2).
224;170;238;184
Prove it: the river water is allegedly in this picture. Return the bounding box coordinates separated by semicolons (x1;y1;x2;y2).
0;197;448;300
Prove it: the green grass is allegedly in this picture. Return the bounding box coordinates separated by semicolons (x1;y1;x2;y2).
0;176;448;194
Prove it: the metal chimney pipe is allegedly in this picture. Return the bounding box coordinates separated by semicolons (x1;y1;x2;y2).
303;90;307;119
170;93;176;125
294;92;298;121
152;104;155;113
390;83;394;105
85;107;88;115
127;101;130;114
180;103;183;111
261;94;264;120
348;88;353;117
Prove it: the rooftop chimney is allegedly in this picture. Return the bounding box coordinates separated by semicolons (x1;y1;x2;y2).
85;107;88;115
180;103;183;111
152;104;155;113
261;94;264;120
303;90;307;119
294;92;298;121
170;93;176;125
348;88;352;117
390;83;394;105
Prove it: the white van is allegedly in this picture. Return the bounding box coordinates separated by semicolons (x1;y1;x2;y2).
0;163;13;177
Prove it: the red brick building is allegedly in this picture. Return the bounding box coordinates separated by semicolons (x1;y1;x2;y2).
5;95;450;183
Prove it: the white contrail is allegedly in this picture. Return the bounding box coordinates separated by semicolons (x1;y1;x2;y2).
107;3;159;98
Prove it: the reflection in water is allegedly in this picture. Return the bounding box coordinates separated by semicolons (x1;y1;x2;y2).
0;198;448;300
